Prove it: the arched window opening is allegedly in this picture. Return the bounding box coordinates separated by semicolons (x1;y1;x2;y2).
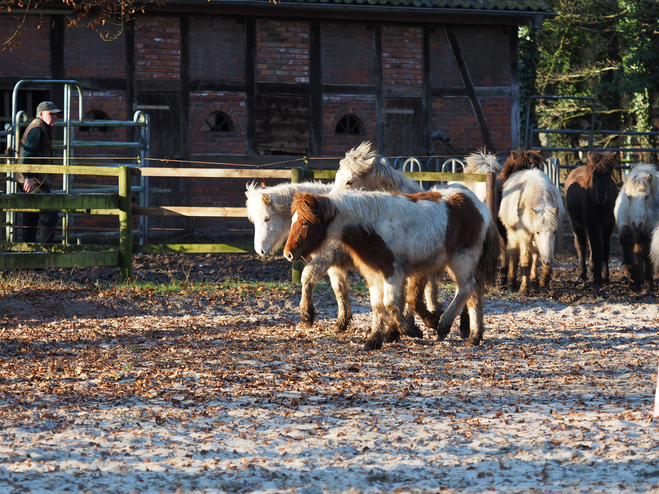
335;114;364;135
80;110;111;133
202;111;234;133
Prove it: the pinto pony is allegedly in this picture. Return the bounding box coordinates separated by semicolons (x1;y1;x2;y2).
283;189;500;350
245;182;354;332
499;169;565;293
564;151;618;284
614;163;659;292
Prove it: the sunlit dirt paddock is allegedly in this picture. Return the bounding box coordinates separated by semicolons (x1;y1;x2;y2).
1;253;658;493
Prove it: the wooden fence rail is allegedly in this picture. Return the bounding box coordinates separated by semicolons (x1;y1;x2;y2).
1;164;494;283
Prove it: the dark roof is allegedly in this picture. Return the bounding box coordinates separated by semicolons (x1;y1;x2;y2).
273;0;553;13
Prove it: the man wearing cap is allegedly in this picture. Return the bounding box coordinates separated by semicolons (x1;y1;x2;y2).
19;101;61;243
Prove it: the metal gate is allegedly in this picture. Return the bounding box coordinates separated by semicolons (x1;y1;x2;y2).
3;79;150;244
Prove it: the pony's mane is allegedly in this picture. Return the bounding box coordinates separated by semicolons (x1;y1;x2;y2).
464;150;501;174
500;149;543;183
624;163;659;195
588;151;618;174
512;169;564;225
338;141;420;194
246;181;330;218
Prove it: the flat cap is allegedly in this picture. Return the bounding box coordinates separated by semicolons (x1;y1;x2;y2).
37;101;62;114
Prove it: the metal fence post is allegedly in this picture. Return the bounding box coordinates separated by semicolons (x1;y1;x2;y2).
290;167;304;283
118;165;133;283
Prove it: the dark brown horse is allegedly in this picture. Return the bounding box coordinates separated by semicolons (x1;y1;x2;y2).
564;151;619;284
499;148;544;183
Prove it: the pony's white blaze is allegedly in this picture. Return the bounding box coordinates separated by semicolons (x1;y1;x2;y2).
291;211;299;227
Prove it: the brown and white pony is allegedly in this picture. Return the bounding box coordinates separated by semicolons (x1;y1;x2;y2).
564;151;618;284
331;141;462;336
283;189;500;350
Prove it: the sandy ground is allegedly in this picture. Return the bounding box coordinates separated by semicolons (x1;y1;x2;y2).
1;253;659;493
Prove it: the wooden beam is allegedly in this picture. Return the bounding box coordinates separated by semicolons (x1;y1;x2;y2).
132;168;291;179
133;243;253;254
132;206;248;217
0;193;118;211
444;28;497;154
0;251;119;270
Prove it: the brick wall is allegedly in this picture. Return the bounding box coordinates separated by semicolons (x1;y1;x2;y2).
256;19;309;83
190;92;247;155
321;22;374;85
381;25;423;97
65;26;126;79
189;17;244;81
0;16;51;77
323;96;378;156
135;16;181;79
430;27;511;87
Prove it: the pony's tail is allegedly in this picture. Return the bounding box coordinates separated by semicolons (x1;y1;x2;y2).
477;221;501;289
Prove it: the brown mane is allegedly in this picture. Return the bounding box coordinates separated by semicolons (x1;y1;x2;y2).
291;193;335;224
588;151;619;174
500;149;543;183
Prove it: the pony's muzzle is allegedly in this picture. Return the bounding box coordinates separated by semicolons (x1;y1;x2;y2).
283;250;295;262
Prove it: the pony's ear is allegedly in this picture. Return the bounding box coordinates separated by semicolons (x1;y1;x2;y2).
553;206;560;216
647;174;654;184
262;194;272;206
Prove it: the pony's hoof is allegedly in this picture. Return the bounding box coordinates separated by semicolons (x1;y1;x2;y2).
300;309;315;328
466;336;482;347
382;326;401;344
402;323;424;339
363;339;383;351
332;317;351;334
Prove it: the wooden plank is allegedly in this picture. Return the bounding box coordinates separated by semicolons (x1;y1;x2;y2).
134;244;253;254
132;168;291;179
132;206;248;217
0;164;123;177
2;243;116;253
0;193;119;211
0;251;119;270
403;172;487;182
304;169;337;180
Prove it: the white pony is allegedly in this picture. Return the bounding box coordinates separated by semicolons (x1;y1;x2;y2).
499;168;565;293
650;223;659;273
245;181;353;333
283;189;500;350
614;163;659;291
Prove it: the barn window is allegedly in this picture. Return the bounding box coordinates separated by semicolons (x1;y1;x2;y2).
80;110;111;133
335;114;364;135
202;111;234;133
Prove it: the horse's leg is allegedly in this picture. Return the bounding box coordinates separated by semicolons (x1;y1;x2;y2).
619;225;636;283
639;233;654;293
437;268;475;341
518;236;532;294
424;274;443;317
327;265;352;333
465;286;484;347
364;279;390;351
572;223;589;281
601;223;614;283
299;264;319;328
506;234;520;292
382;272;410;343
404;275;436;337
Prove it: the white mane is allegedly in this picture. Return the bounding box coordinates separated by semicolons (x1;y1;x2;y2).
245;181;330;220
464;150;502;174
615;163;659;235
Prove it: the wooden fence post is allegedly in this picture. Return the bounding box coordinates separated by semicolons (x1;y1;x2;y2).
290;167;305;283
485;171;497;223
118;165;133;283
